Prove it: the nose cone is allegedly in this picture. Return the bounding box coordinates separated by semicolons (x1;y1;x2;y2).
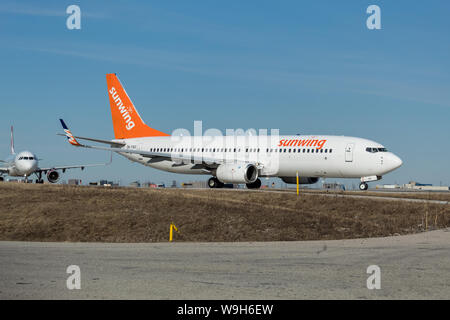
30;160;38;172
23;161;37;175
389;154;403;171
20;160;38;175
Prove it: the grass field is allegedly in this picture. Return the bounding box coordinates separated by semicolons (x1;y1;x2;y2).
0;183;448;242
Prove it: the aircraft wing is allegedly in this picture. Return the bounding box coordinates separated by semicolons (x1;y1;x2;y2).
59;119;258;169
61;138;226;167
56;134;125;147
36;153;112;173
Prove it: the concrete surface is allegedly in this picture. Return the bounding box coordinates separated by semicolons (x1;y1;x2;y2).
1;229;449;299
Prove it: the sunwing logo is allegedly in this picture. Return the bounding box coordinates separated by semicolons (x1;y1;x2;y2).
109;87;136;130
278;138;327;149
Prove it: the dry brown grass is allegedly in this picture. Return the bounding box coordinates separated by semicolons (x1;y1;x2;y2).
0;183;448;242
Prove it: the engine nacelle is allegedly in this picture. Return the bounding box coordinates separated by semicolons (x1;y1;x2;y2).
46;170;60;183
216;163;258;184
280;176;319;184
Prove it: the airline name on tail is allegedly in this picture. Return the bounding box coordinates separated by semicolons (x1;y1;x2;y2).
109;87;135;130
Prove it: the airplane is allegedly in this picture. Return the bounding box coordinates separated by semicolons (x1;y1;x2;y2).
0;126;111;183
59;73;403;191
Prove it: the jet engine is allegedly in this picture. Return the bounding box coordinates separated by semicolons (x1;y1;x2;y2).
216;163;258;184
46;170;60;183
280;176;319;184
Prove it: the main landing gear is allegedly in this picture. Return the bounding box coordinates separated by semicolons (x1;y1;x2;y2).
208;177;224;188
359;182;369;191
34;171;44;184
207;177;263;189
246;178;261;189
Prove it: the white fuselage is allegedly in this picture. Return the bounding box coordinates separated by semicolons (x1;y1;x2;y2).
110;135;402;179
2;151;38;177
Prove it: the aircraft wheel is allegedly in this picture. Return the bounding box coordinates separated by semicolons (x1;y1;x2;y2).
246;178;262;189
359;182;369;191
0;177;4;182
208;177;222;188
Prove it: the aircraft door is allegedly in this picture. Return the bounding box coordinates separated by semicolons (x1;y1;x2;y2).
345;143;354;162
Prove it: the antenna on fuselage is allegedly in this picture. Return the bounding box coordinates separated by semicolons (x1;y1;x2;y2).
10;126;15;155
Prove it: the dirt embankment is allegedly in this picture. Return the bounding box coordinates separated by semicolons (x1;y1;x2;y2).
0;183;448;242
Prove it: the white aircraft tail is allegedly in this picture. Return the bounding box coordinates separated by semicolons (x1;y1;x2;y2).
10;126;15;155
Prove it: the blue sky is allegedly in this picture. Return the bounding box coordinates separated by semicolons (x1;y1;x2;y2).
0;1;449;187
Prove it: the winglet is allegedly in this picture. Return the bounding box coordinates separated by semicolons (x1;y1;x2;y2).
60;119;82;146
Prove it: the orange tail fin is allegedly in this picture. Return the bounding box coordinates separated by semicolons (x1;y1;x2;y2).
106;73;170;139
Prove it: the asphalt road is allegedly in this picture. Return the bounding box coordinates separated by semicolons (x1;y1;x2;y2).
247;188;449;205
1;229;449;299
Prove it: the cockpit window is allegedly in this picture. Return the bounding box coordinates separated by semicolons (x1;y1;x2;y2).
366;147;388;153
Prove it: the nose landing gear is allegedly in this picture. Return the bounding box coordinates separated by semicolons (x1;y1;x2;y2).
359;175;381;191
359;182;369;191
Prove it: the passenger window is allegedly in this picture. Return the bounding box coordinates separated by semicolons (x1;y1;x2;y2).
329;149;333;153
